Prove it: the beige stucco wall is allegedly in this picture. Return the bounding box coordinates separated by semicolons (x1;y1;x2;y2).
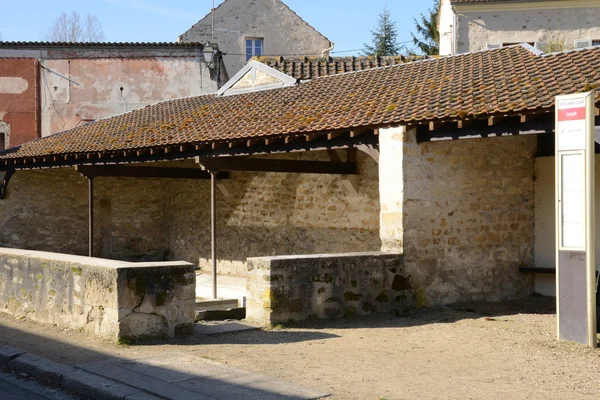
179;0;332;77
456;5;600;53
166;151;381;276
41;53;216;137
380;127;536;305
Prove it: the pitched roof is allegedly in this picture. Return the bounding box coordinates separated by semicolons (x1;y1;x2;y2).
255;55;429;80
451;0;570;3
0;41;204;48
2;45;600;165
179;0;332;47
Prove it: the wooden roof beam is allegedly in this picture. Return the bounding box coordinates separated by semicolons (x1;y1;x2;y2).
74;165;229;180
457;120;471;129
196;157;357;175
305;133;322;142
328;131;343;140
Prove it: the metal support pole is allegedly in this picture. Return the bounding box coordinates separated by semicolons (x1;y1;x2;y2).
88;177;94;257
211;171;218;299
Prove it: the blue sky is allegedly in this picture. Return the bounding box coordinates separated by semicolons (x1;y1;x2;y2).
1;0;436;56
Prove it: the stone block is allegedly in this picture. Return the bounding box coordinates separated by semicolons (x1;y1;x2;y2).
247;252;406;325
0;248;196;341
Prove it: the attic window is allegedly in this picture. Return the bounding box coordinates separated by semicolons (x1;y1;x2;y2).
502;42;534;47
246;38;263;62
593;40;600;47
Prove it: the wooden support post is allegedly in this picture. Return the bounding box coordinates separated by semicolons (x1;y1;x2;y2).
88;177;94;258
211;171;218;300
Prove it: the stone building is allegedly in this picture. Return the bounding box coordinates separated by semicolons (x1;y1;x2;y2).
0;44;599;320
0;42;224;148
179;0;333;78
438;0;600;56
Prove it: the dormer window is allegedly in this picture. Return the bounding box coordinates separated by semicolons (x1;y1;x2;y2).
246;38;263;62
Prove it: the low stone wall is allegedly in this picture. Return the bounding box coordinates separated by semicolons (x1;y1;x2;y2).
0;248;196;341
246;252;412;325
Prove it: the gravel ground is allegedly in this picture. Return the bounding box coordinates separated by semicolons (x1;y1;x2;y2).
0;296;599;400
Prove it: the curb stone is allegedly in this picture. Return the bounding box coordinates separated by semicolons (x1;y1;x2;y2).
8;353;77;387
62;369;141;400
0;344;26;364
0;345;146;400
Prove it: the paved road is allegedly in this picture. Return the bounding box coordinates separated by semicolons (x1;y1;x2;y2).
0;370;79;400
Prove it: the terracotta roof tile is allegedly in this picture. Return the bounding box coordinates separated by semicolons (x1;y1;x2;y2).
255;55;428;80
2;45;599;163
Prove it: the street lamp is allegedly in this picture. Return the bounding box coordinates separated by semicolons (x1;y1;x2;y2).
203;42;216;67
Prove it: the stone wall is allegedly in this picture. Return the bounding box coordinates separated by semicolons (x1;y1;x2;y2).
0;151;381;275
456;6;600;53
246;252;410;325
379;127;536;305
0;168;169;261
179;0;332;76
165;151;381;276
0;248;195;340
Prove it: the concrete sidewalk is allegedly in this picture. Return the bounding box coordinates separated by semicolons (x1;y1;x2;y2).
0;346;329;400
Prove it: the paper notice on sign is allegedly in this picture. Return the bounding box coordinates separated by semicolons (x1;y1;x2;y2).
557;97;588;151
561;153;585;249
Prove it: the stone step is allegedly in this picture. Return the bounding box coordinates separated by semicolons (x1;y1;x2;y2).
196;298;238;312
196;307;246;322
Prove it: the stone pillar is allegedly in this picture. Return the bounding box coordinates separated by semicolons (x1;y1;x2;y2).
378;125;406;252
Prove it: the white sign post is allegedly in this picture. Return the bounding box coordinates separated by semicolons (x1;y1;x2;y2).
555;91;596;348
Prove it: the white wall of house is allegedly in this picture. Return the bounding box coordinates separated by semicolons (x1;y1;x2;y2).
438;0;454;56
443;1;600;54
179;0;332;77
534;155;600;297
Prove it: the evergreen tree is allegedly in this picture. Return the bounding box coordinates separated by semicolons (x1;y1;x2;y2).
362;6;400;57
410;3;440;55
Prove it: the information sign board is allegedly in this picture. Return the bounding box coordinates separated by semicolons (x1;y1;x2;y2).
555;92;596;348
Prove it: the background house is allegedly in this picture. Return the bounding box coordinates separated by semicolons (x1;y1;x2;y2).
438;0;600;55
0;42;224;148
179;0;333;78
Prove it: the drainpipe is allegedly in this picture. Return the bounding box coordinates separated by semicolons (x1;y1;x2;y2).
34;60;41;139
453;10;458;55
322;42;334;57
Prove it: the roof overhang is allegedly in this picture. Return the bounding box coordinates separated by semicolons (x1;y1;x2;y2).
452;0;600;13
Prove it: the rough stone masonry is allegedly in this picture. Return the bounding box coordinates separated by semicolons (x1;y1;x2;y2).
0;248;196;341
379;126;536;305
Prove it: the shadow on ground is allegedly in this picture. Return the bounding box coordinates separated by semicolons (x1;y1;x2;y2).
249;294;557;332
0;322;334;399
